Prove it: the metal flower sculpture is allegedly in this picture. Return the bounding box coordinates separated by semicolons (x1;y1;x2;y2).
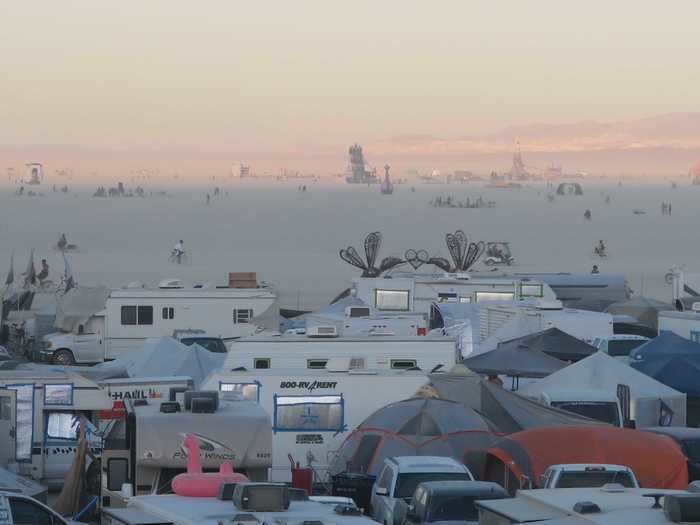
444;230;485;272
339;232;404;277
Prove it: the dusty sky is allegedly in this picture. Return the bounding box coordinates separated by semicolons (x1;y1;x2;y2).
1;0;699;158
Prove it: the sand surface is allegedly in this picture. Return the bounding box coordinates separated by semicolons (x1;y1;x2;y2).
0;179;694;309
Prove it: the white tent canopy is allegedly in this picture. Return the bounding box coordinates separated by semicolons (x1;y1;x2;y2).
519;351;686;427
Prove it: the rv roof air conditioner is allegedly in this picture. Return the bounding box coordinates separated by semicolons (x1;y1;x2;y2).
535;300;563;310
232;483;290;512
184;390;219;411
306;325;339;338
692;302;700;312
159;278;184;289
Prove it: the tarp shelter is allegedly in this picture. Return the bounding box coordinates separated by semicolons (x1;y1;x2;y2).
96;337;225;388
54;286;109;333
500;328;596;363
483;426;688;494
519;351;687;428
328;397;495;478
630;332;700;426
607;296;674;330
429;372;607;435
462;342;566;380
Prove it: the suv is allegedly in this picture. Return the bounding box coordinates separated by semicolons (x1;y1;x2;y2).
540;464;639;489
370;457;474;525
399;481;508;525
0;491;82;525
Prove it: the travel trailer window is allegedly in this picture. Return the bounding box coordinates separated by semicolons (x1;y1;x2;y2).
220;381;260;402
273;394;344;432
375;289;410;311
438;292;458;303
0;397;11;420
349;307;370;318
520;283;544;298
7;384;33;461
307;359;328;369
390;359;417;370
474;291;515;303
254;358;270;369
120;305;154;325
233;308;254;324
162;307;175;320
44;384;73;405
45;412;79;441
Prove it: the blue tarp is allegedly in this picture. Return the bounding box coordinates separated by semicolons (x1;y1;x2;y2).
630;332;700;396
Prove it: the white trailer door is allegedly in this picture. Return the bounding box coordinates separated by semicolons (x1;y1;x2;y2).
0;389;17;465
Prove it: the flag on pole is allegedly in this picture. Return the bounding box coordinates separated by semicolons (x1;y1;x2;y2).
23;249;36;288
63;253;75;293
4;252;13;286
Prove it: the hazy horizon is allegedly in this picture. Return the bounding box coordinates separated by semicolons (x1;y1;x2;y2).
2;1;700;179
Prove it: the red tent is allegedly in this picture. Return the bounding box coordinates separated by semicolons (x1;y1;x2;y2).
484;425;687;493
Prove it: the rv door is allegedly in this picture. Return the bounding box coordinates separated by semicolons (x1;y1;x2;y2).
0;389;17;465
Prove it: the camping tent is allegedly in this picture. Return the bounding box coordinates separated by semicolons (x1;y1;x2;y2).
328;397;495;478
500;328;596;363
483;426;688;494
429;372;607;435
519;351;686;428
607;296;673;330
97;337;225;387
462;342;566;379
630;332;700;426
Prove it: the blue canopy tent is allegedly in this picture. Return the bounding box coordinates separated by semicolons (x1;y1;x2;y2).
630;332;700;426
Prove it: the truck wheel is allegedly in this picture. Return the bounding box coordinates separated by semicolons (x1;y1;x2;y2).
53;349;75;365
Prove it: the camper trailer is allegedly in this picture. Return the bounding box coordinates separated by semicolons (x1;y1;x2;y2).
0;370;112;489
350;273;556;316
202;368;429;483
224;335;458;372
41;279;278;364
100;393;272;508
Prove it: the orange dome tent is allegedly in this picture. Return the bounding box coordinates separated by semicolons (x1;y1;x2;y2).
483;425;688;493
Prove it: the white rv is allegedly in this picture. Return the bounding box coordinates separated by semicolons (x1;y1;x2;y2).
350;272;556;315
41;279;278;364
202;368;429;483
0;370;112;489
224;335;458;372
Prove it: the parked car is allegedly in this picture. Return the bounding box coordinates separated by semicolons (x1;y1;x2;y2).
398;481;508;525
370;456;474;525
644;427;700;482
540;464;639;489
0;491;83;525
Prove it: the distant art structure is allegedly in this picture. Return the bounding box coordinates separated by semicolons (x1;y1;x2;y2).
556;182;584;196
339;230;485;276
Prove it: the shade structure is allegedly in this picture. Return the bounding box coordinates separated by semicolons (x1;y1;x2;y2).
630;331;700;396
499;328;596;362
607;296;674;330
483;425;688;493
462;342;566;378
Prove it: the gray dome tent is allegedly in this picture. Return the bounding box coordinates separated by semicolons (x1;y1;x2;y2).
329;397;494;478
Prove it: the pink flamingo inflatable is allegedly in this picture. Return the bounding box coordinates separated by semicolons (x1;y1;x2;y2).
171;434;249;497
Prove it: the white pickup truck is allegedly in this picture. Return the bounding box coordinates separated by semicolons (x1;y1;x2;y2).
540;464;639;489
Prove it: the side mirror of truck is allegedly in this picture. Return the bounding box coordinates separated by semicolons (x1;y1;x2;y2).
623;419;636;429
375;487;389;497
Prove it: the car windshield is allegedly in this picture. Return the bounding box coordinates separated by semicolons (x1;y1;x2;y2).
607;339;645;357
427;495;481;522
180;338;227;353
551;401;620;426
682;439;700;462
394;473;470;499
556;471;635;488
